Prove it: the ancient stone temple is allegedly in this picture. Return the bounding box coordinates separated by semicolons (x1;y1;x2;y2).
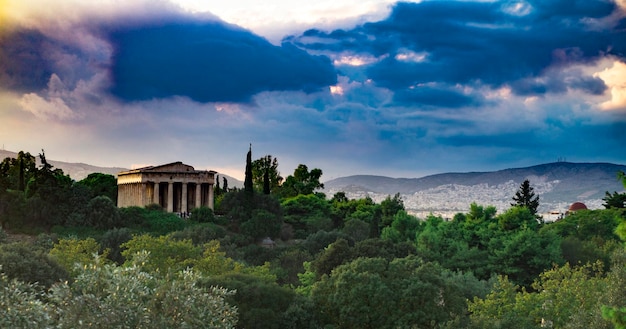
117;162;216;213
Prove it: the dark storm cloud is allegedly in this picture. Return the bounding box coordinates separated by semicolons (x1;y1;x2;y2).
0;29;54;91
108;21;337;103
393;86;480;108
287;0;624;99
0;12;337;104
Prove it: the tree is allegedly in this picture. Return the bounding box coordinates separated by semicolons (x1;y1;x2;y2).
252;155;283;195
604;191;626;209
77;173;118;203
380;193;405;227
85;196;120;229
189;206;218;223
240;209;282;240
311;256;469;329
201;273;295;329
0;272;54;328
49;253;239;329
279;164;324;198
244;144;253;194
121;235;201;273
223;176;229;192
49;238;107;277
0;242;68;288
497;206;538;231
511;179;540;216
381;210;421;243
282;194;332;237
468;262;612;329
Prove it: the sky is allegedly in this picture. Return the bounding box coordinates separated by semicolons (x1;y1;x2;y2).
0;0;625;181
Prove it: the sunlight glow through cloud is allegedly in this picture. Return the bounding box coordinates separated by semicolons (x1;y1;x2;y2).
595;60;626;110
395;51;427;63
333;54;382;66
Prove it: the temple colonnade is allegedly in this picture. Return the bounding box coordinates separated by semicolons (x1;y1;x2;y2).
117;162;216;213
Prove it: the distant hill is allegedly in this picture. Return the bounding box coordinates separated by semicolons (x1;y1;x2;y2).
0;150;244;187
0;150;127;181
324;162;626;218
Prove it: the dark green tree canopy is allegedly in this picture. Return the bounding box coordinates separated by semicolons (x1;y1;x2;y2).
603;191;626;209
511;179;540;215
279;164;324;198
252;155;283;195
77;173;118;202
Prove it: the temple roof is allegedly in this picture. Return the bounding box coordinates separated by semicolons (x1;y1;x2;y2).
118;162;216;176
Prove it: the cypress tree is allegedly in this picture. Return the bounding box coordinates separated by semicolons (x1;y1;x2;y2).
244;144;253;194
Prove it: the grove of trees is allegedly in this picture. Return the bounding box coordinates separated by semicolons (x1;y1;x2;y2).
1;150;625;328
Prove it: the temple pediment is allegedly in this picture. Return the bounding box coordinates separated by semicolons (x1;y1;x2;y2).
141;162;195;173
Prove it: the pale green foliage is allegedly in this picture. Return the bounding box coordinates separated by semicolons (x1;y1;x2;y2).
295;261;316;296
0;271;53;328
194;240;245;275
49;237;108;277
50;252;238;328
1;253;238;329
469;262;613;329
602;244;626;328
121;235;275;280
121;235;201;273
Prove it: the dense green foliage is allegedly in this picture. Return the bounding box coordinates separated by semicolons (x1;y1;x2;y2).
1;149;626;328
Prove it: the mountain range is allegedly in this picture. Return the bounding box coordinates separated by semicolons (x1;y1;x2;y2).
2;149;624;218
323;162;626;219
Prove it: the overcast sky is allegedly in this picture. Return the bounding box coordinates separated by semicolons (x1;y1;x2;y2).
1;0;625;181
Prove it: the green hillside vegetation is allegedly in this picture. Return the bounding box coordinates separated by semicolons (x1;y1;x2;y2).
1;150;626;328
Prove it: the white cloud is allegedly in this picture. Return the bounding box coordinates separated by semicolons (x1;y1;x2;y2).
175;0;401;42
332;53;384;66
395;50;428;63
595;60;626;111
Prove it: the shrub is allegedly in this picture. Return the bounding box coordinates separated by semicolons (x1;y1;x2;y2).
0;242;68;288
169;223;227;245
99;228;133;265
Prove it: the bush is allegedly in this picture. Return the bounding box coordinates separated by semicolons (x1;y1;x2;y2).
119;206;150;228
191;206;224;224
169;223;227;245
86;196;121;229
303;230;346;255
145;211;188;235
33;233;59;251
0;242;68;288
99;228;133;265
201;273;294;329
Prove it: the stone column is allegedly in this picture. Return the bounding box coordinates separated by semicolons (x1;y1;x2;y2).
153;182;160;206
167;182;174;213
133;184;137;205
195;184;201;209
208;183;214;210
181;183;188;214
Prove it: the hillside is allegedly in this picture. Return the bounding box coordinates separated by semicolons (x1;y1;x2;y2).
0;150;127;181
323;162;626;218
